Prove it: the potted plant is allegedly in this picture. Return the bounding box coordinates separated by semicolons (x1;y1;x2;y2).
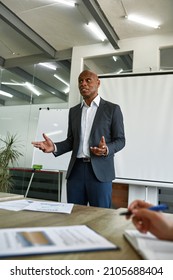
0;133;23;192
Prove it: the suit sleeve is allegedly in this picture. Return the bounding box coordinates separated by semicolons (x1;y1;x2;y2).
107;104;125;156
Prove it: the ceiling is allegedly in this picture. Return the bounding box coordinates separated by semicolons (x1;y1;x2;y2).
0;0;173;106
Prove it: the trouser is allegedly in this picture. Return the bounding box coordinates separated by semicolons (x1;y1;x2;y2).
67;158;112;208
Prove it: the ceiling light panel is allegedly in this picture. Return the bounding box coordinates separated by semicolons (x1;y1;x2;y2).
126;14;160;29
0;90;13;98
53;0;76;7
39;63;57;70
54;74;69;86
86;22;107;42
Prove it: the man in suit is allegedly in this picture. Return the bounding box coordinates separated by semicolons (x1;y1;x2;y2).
32;70;125;208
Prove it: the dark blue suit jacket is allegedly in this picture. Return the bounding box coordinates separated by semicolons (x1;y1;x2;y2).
54;98;125;182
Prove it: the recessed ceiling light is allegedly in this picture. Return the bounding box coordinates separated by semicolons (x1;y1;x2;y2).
39;63;57;70
54;0;76;7
86;22;106;42
126;14;160;29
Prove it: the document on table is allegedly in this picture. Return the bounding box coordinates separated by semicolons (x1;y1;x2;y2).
124;229;173;260
25;201;74;214
0;199;74;214
0;199;32;211
0;225;118;257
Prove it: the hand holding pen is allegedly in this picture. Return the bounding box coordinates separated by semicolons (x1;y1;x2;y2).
122;199;153;218
121;199;173;241
120;203;168;216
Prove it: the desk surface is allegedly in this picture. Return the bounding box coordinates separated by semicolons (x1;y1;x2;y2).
0;194;141;260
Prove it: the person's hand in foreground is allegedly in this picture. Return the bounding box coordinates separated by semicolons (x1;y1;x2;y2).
127;199;173;241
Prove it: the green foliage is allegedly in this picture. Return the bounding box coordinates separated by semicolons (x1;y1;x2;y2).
0;133;23;192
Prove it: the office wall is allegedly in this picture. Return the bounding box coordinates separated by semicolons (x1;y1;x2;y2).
69;33;173;108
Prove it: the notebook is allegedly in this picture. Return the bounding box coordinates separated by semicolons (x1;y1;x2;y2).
124;229;173;260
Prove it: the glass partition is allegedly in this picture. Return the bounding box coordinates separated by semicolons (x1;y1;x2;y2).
0;61;70;199
160;47;173;71
84;52;133;75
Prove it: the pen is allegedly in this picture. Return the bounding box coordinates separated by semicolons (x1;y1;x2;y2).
119;204;168;216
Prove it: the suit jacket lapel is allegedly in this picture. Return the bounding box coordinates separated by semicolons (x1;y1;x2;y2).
76;105;82;138
90;98;105;137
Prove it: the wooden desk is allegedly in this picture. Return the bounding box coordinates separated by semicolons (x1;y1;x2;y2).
0;192;23;201
0;198;141;260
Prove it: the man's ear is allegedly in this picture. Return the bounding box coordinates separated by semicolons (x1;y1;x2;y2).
97;79;100;87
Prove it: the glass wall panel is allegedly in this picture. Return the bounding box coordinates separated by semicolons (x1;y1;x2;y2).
0;61;70;198
160;47;173;71
84;52;133;75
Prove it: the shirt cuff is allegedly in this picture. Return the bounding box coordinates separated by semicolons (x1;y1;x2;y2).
52;144;57;155
104;146;109;156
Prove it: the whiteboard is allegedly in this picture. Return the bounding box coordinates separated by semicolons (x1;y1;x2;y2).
99;73;173;186
32;109;71;171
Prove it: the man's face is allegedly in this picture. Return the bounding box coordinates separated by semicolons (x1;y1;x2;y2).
78;71;100;102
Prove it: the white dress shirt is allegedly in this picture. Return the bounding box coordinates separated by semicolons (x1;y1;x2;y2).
77;95;100;158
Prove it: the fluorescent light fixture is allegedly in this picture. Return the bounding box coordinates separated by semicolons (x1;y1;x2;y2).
126;14;160;29
2;81;25;86
116;69;123;74
0;90;13;98
64;87;70;94
54;74;69;87
54;0;75;7
113;56;118;62
2;79;26;86
39;63;57;70
25;82;41;96
86;22;106;42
